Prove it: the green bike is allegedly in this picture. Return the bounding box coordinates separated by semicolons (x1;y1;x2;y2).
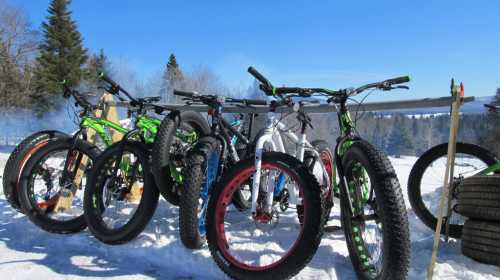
16;79;163;234
82;73;207;244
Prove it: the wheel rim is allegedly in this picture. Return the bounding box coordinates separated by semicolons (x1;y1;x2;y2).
319;150;334;200
214;162;306;271
345;161;383;278
94;152;144;230
28;148;87;221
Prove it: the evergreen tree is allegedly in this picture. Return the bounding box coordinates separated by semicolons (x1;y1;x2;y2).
161;53;184;102
371;116;386;151
87;49;110;75
84;49;111;89
32;0;87;114
386;115;415;157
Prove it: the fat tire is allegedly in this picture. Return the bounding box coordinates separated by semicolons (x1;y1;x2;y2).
408;142;498;238
462;219;500;266
151;111;210;205
3;130;68;212
18;138;98;233
456;175;500;222
206;152;324;280
179;136;220;249
84;141;159;244
341;140;410;280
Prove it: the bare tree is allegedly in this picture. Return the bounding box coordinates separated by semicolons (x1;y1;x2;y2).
0;1;39;68
0;1;39;109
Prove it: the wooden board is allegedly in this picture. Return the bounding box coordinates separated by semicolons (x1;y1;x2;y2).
54;93;120;212
426;84;464;279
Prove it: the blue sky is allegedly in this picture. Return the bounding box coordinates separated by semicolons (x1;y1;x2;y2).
10;0;500;100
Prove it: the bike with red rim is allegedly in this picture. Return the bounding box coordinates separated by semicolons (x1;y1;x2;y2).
206;67;412;280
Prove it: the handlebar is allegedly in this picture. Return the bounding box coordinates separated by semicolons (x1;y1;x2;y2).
173;89;267;106
97;72;138;103
385;76;411;85
248;67;273;90
173;90;196;98
98;72;118;89
484;104;500;113
247;66;410;98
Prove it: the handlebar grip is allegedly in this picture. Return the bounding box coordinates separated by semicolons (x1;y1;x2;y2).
248;67;272;87
98;72;118;88
173;90;196;98
385;76;410;85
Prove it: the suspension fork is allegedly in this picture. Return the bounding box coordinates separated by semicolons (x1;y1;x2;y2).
251;114;281;215
60;131;85;193
335;136;357;218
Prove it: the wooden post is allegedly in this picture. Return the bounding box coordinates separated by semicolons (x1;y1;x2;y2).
426;80;464;279
54;93;121;212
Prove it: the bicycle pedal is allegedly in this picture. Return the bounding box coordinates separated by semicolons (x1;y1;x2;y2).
324;225;342;233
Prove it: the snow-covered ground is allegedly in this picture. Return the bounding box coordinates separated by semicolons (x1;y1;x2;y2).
0;153;499;279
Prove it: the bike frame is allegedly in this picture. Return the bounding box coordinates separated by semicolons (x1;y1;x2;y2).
197;106;250;235
251;110;331;215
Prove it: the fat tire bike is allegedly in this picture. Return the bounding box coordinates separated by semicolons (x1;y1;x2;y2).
170;89;266;249
82;73;200;244
206;67;411;280
17;80;130;234
408;104;500;238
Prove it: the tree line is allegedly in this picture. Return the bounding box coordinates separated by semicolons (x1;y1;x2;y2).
0;0;498;157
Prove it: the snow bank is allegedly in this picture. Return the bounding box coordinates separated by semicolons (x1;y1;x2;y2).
0;153;499;279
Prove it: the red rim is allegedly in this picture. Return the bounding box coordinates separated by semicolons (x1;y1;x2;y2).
320;150;334;200
320;150;333;183
214;162;306;271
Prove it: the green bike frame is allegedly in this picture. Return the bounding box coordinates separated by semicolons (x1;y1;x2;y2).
81;117;128;146
477;162;500;175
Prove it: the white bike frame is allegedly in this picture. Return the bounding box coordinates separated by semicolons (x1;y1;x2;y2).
250;111;331;215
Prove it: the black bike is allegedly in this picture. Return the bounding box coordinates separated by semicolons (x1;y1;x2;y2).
170;90;266;249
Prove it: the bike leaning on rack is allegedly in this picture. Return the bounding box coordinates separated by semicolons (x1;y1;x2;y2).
16;80;128;234
170;90;266;249
82;73;175;244
206;67;411;280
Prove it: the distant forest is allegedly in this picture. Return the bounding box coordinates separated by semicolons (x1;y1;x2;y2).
308;112;495;157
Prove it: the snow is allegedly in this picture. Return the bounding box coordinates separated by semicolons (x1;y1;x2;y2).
1;153;499;279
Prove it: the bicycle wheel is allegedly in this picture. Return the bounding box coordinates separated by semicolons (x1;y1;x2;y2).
341;140;409;280
206;152;323;280
304;139;334;221
18;138;99;233
151;111;210;205
407;142;498;238
3;130;68;212
84;141;159;244
179;136;222;249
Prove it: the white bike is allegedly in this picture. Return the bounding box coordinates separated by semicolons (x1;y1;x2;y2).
249;100;334;218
